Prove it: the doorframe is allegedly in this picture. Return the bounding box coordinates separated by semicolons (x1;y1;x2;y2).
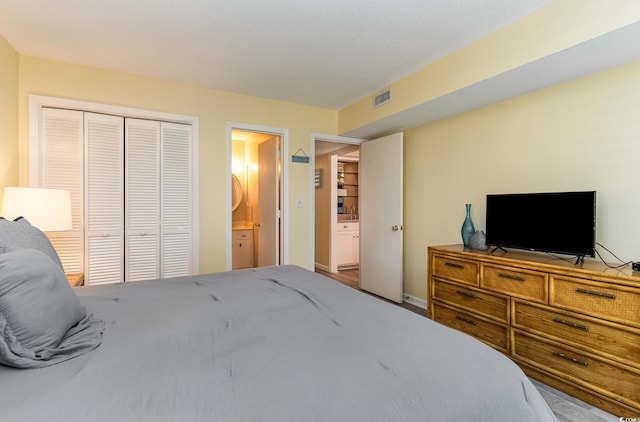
310;133;364;271
227;122;289;270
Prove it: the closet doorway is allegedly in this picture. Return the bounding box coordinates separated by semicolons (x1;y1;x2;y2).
227;123;288;270
28;95;199;285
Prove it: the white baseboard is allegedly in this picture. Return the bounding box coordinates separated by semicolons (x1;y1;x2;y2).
403;293;427;310
314;263;330;272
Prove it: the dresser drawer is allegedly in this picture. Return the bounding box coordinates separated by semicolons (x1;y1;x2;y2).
513;331;640;409
432;278;509;323
550;276;640;328
431;255;479;286
513;300;640;369
432;303;508;353
481;264;548;303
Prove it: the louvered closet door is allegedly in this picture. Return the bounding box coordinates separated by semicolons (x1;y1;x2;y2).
125;119;160;281
85;113;124;285
161;122;193;277
40;108;84;273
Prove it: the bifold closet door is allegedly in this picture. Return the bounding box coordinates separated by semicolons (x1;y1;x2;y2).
125;119;160;282
160;122;193;278
85;112;124;285
125;119;193;280
39;108;85;273
36;109;194;284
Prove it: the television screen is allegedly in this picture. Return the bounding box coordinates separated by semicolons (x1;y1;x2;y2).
485;191;596;258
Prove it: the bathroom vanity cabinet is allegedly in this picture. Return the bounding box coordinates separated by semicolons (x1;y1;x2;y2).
232;229;253;269
336;222;359;267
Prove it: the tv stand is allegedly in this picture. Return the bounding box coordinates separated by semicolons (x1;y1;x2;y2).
489;246;507;254
428;244;640;417
574;255;585;265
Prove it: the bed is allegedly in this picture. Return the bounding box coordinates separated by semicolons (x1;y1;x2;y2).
0;219;557;422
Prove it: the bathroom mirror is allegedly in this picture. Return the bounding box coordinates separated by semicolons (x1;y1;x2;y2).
231;174;243;211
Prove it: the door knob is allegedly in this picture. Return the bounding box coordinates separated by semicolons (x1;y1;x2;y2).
392;225;399;231
255;223;262;227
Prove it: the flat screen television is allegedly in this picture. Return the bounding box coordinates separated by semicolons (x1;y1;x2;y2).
485;191;596;260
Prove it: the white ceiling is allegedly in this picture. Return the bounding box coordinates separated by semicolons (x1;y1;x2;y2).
0;0;553;111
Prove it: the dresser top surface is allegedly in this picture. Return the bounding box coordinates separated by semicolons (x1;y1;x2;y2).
429;244;640;285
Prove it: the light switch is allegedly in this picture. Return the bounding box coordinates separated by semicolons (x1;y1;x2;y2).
296;197;303;208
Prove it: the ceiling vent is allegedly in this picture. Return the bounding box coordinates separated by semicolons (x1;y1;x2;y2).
373;89;392;108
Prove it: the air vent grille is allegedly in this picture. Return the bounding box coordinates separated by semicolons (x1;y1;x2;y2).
374;89;392;108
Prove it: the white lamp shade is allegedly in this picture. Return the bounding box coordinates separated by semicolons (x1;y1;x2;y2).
1;187;72;231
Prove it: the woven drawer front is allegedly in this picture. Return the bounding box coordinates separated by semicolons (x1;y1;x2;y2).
513;331;640;409
432;278;509;323
550;276;640;327
512;300;640;369
432;303;508;353
431;255;478;286
481;264;548;303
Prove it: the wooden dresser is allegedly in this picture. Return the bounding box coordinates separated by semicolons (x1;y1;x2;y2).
427;244;640;417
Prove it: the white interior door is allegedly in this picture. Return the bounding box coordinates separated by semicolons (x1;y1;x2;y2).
160;122;194;277
125;118;160;282
359;132;403;303
257;136;278;266
85;112;125;285
39;107;84;274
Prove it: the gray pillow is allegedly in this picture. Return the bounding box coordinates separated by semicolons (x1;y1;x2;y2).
0;247;104;368
0;217;64;270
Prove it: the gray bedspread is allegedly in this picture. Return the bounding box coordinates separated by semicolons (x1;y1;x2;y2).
0;265;556;421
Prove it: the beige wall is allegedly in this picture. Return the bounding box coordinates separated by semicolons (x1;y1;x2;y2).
5;30;640;303
0;36;18;203
13;55;337;273
403;59;640;301
314;153;332;268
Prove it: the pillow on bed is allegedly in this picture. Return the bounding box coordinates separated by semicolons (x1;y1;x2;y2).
0;217;64;270
0;247;104;369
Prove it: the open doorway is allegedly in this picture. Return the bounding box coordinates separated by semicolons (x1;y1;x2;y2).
313;135;363;278
313;132;405;304
228;124;288;270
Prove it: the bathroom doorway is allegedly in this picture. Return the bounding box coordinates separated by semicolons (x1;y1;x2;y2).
228;124;288;270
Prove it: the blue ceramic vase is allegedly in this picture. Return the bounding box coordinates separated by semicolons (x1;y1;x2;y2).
461;203;475;248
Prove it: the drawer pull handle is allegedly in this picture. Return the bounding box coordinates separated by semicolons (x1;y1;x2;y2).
552;317;589;331
456;290;478;299
455;315;477;326
445;262;464;269
551;350;588;366
498;272;525;281
575;288;616;300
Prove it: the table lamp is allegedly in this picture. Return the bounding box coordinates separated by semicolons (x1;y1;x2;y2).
1;187;72;231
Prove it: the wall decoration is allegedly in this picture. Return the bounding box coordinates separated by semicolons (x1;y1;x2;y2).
314;168;323;188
